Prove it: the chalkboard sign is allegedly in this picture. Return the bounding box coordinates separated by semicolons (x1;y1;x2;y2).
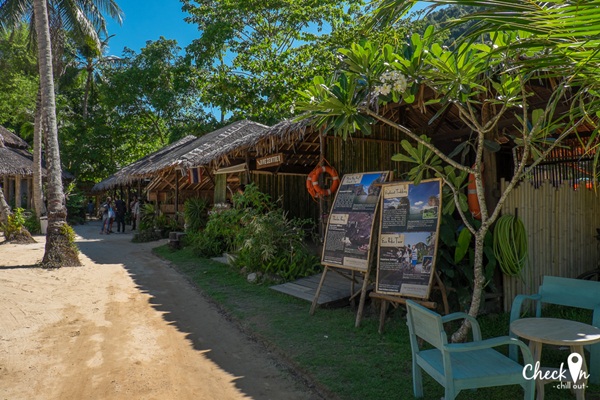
376;179;442;299
321;171;389;272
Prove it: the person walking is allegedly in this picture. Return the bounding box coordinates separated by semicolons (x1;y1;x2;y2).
100;197;112;234
86;200;95;219
115;197;127;233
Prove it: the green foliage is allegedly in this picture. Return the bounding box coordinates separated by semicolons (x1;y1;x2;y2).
183;197;210;232
24;211;41;235
65;182;86;225
182;0;423;123
59;223;79;254
0;24;38;136
436;213;497;312
233;210;320;281
187;184;319;282
134;202;181;242
0;207;26;240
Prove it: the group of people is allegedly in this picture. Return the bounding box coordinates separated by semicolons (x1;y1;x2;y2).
98;195;140;234
396;245;419;271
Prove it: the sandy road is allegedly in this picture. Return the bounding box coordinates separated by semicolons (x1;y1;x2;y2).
0;221;321;400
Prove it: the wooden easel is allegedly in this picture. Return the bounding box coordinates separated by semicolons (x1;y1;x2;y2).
369;271;449;333
310;263;373;328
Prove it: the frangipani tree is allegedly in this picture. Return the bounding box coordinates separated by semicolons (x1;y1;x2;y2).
297;26;596;341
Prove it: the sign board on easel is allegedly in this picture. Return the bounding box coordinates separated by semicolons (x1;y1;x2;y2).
376;178;442;300
321;171;390;271
311;171;389;326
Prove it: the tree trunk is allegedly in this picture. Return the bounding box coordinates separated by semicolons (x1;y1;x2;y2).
33;90;46;218
82;63;92;120
451;229;487;343
0;186;10;224
33;0;80;267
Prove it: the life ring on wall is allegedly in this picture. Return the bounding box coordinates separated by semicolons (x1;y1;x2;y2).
467;164;484;220
306;165;340;199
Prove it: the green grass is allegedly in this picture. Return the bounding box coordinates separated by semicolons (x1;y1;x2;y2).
154;245;600;400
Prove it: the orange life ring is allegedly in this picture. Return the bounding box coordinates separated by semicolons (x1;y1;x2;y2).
306;166;340;199
467;164;484;220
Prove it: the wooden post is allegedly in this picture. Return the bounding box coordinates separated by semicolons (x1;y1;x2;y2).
245;151;250;184
174;169;179;222
309;266;329;315
318;130;325;240
28;177;34;209
15;175;22;208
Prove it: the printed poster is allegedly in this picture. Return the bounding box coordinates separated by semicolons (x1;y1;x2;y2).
321;171;390;272
376;179;442;299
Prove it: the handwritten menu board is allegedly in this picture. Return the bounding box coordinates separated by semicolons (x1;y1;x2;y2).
321;171;389;272
376;179;442;299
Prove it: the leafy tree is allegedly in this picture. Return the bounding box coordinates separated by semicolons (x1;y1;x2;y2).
182;0;371;124
298;15;598;342
101;38;210;146
0;24;38;136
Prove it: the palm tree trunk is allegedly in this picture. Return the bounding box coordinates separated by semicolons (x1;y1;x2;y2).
33;0;80;267
33;89;46;218
83;63;92;120
0;186;10;224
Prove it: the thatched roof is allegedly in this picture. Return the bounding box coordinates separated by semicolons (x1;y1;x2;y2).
177;120;269;168
0;125;28;149
0;147;36;176
93;120;271;191
91;135;198;191
0;126;36;177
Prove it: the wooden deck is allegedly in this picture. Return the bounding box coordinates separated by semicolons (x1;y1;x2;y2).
271;269;364;306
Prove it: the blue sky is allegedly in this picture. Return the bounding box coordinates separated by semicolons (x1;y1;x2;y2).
106;0;198;56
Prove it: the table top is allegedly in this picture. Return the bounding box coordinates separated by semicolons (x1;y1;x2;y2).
511;318;600;346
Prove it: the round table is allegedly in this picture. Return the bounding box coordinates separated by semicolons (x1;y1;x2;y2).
511;317;600;400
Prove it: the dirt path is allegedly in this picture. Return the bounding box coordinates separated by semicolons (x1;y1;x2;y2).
0;221;321;400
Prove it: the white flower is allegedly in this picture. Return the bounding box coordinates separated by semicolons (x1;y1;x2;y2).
376;70;408;97
378;84;392;96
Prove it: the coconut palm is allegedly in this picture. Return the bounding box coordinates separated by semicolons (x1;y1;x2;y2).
1;0;122;266
31;0;79;266
76;33;121;119
0;0;123;220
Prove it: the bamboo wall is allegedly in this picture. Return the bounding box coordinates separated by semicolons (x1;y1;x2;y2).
500;179;600;311
251;173;320;221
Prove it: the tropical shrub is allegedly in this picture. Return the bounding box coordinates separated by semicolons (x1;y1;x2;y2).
184;197;210;232
24;211;41;234
134;202;181;242
188;184;319;282
1;207;27;240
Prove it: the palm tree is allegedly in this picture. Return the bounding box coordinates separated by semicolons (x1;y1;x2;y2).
31;0;78;266
0;0;123;220
1;0;122;266
77;33;121;120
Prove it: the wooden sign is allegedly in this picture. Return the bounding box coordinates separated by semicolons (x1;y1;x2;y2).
256;153;284;169
376;178;442;299
321;171;389;272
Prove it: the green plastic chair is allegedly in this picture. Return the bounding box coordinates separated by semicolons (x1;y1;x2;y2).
406;300;534;400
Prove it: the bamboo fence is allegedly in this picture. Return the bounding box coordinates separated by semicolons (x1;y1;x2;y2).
500;179;600;311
